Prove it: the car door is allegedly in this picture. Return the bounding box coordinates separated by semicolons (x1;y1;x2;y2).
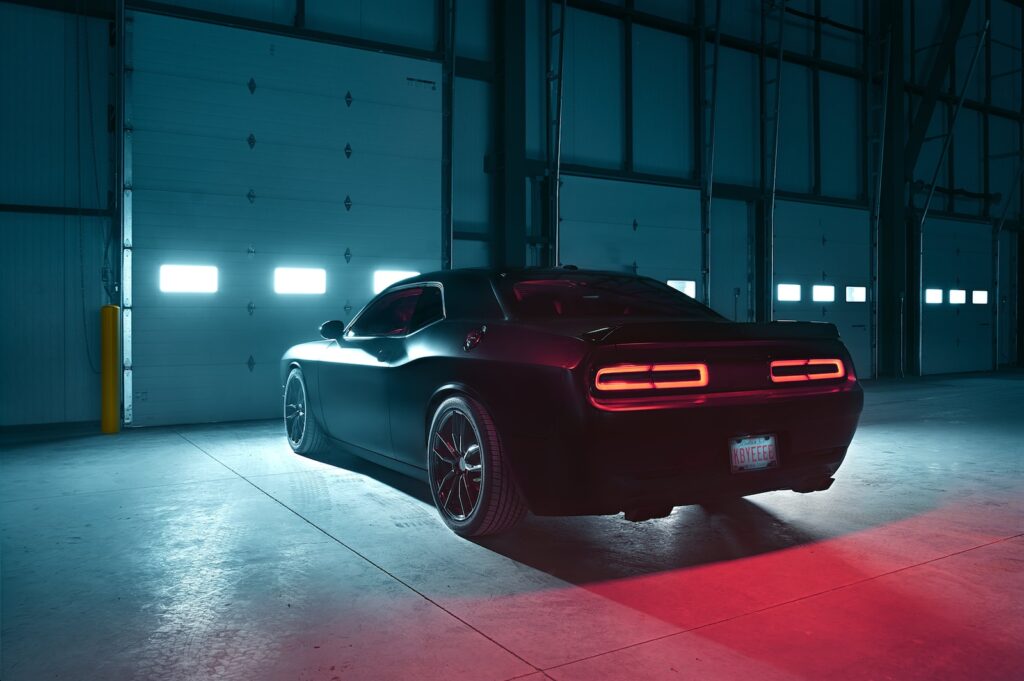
318;286;425;456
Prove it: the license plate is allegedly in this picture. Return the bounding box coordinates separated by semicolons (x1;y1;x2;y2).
730;434;779;473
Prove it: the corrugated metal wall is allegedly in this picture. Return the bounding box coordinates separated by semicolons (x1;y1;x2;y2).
0;4;113;426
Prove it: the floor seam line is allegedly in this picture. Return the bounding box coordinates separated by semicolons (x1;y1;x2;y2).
174;430;544;677
540;531;1024;673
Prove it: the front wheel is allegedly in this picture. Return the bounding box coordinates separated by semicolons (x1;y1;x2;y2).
427;395;527;537
284;367;328;455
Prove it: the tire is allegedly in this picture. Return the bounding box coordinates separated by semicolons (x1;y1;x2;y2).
284;366;328;455
427;395;527;537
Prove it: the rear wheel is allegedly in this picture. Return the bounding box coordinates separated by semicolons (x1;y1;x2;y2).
284;367;328;455
427;395;527;537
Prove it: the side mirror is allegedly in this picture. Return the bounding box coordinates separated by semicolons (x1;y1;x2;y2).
319;319;346;340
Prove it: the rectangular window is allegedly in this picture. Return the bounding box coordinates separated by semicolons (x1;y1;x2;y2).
812;285;835;302
949;289;966;305
159;264;218;293
972;290;988;305
667;280;697;298
373;269;420;294
925;289;943;304
845;286;867;303
777;284;801;302
274;267;326;294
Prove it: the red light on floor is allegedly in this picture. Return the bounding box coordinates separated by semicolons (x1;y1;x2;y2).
595;363;709;391
770;358;845;383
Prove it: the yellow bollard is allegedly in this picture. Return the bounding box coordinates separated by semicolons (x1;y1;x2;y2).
101;305;121;433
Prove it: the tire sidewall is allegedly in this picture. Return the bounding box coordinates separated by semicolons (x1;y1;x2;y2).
427;396;491;535
284;367;311;453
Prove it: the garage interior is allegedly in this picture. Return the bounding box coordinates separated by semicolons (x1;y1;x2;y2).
0;0;1022;679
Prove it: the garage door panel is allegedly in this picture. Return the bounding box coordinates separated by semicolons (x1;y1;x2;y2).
921;218;993;374
133;135;439;206
133;75;438;159
773;200;872;377
132;13;439;106
130;12;440;426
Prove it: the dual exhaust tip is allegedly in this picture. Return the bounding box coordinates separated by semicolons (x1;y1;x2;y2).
621;477;836;522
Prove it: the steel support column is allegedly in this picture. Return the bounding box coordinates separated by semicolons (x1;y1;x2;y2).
440;0;455;270
498;0;527;267
878;0;907;377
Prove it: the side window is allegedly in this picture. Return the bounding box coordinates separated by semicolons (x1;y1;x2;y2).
409;286;444;332
349;288;423;337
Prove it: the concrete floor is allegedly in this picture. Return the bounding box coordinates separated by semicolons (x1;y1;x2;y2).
2;374;1022;680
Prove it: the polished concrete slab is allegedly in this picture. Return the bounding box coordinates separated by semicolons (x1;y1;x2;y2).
2;373;1022;680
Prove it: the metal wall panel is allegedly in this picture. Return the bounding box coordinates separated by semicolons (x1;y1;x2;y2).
820;72;862;200
562;8;625;169
921;218;993;375
709;198;752;322
454;77;493;237
0;4;110;209
632;26;693;177
130;12;441;426
304;0;438;51
559;176;701;288
715;47;759;186
997;230;1018;366
0;214;107;426
162;0;297;25
777;61;814;194
773;200;873;377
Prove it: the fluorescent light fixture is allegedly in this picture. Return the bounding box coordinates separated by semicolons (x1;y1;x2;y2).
777;284;801;302
972;290;988;305
373;269;419;294
949;289;966;305
274;267;326;294
925;288;943;304
845;286;867;303
159;264;218;293
667;280;697;298
812;285;835;302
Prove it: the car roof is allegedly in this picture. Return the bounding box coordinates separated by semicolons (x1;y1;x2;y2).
397;266;648;287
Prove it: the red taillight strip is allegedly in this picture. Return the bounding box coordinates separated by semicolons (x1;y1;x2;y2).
769;358;845;383
595;363;709;391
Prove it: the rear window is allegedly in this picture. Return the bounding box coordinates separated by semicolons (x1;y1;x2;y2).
497;273;720;320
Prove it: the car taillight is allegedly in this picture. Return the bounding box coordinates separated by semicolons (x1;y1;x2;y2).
769;358;845;383
594;363;709;391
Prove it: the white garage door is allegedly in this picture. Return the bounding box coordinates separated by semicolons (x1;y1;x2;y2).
558;175;701;290
773;201;873;378
128;12;441;426
921;218;993;375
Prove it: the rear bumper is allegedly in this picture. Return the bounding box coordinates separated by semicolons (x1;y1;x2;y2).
510;382;863;516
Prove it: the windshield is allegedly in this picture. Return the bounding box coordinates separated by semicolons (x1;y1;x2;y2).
496;273;721;321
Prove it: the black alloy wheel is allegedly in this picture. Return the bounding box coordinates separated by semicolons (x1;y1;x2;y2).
427;395;527;537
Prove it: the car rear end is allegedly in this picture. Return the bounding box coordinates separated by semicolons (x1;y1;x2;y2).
488;270;863;517
565;321;862;516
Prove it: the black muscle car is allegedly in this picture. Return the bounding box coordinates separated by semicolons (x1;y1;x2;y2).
281;268;863;537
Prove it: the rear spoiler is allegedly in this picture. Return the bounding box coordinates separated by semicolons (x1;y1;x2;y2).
583;320;840;344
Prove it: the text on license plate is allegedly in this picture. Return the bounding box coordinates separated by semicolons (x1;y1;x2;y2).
730;434;779;473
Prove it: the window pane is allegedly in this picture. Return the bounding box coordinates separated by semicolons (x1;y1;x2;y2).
666;280;696;298
812;285;835;302
845;286;867;302
925;289;943;304
409;286;444;331
374;269;420;294
777;284;801;301
160;265;218;293
949;289;966;305
351;288;422;336
972;290;988;304
274;267;326;294
497;274;719;320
